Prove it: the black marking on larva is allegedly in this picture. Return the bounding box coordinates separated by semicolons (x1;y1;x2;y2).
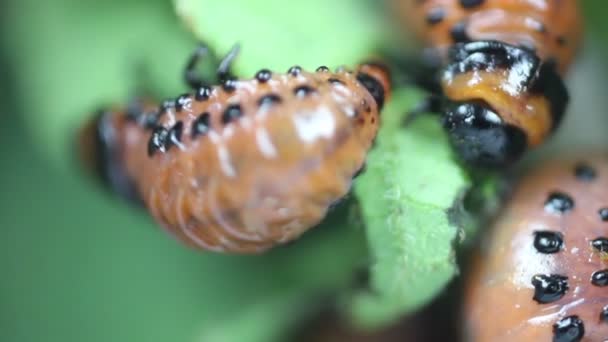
601;306;608;322
191;112;211;138
557;36;567;46
591;269;608;287
328;78;345;85
599;208;608;222
574;163;596;181
552;315;584;342
148;126;169;156
533;231;564;254
195;86;212;101
356;72;385;110
591;237;608;253
531;274;569;304
531;59;569;132
175;94;190;112
255;69;272;83
257;94;282;107
544;192;574;214
426;7;445;25
221;76;238;92
141;112;160;130
316;66;329;73
450;21;470;43
459;0;484;9
288;66;302;76
294;85;316;98
222;104;243;124
167;121;183;150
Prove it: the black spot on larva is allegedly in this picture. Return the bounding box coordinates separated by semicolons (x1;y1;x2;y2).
599;208;608;222
222;104;243;124
316;66;329;73
294;85;316;98
557;36;567;46
591;269;608;287
592;237;608;253
148;126;169;156
533;231;564;254
255;69;272;83
574;163;596;181
175;94;190;112
601;306;608;322
166;121;183;151
195;86;212;101
221;76;238;92
544;192;574;214
328;78;345;85
257;94;282;107
531;274;569;304
552;315;584;342
191;112;211;138
451;21;470;43
426;7;445;25
288;65;302;76
459;0;484;9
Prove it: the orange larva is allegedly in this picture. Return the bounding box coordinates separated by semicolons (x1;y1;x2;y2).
393;0;583;168
79;44;391;254
464;155;608;341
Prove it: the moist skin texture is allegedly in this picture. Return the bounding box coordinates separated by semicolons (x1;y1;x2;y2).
465;154;608;341
83;64;389;253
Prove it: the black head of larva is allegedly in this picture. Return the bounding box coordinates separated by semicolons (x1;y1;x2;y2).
531;274;569;304
544;192;575;214
533;231;564;254
356;72;386;110
442;101;527;168
553;315;584;342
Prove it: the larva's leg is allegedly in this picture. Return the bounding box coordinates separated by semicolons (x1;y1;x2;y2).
184;43;212;89
216;43;241;82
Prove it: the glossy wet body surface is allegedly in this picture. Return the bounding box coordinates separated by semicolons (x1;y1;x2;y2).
394;0;582;168
465;155;608;341
84;64;388;253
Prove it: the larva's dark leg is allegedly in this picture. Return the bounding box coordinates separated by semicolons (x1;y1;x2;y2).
403;94;443;127
184;43;212;89
216;43;241;82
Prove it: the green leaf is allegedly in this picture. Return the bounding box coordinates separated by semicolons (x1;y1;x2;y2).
173;0;387;76
348;88;471;328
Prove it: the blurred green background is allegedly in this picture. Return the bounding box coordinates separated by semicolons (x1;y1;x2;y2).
2;1;608;341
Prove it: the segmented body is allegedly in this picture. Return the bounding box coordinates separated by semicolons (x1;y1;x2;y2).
395;0;583;167
84;64;390;253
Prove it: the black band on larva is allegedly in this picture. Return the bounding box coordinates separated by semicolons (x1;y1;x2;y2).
530;59;569;132
446;41;541;89
356;72;385;110
92;110;141;205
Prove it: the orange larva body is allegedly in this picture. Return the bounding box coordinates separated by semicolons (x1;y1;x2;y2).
465;155;608;341
393;0;583;168
397;0;582;74
84;63;390;253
